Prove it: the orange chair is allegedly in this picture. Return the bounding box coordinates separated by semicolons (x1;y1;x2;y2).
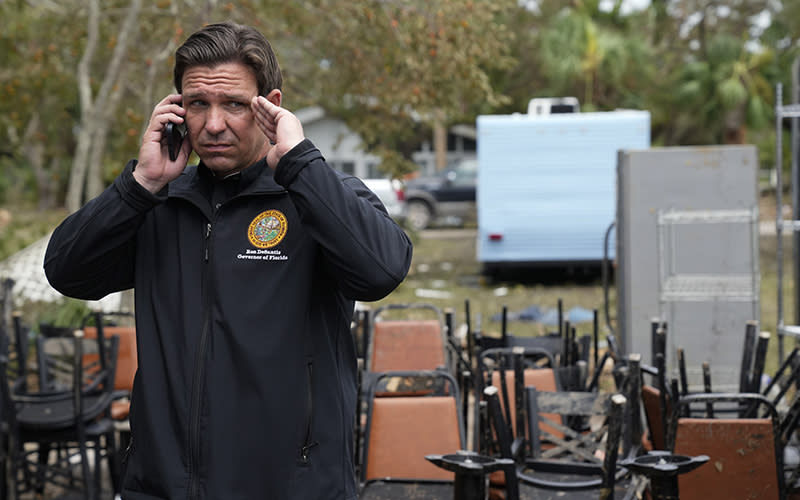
359;370;464;499
83;318;137;453
365;303;450;399
479;347;561;490
367;303;449;375
669;393;784;500
83;326;136;420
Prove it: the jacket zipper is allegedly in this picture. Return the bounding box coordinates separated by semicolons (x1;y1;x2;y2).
121;435;135;465
187;221;213;500
299;360;319;465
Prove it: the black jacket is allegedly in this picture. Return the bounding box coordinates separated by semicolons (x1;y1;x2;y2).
44;140;413;500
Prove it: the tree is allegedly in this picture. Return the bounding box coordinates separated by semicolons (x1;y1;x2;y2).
534;1;655;112
280;0;517;177
3;0;266;211
66;0;143;212
671;33;773;144
647;0;783;145
0;2;80;208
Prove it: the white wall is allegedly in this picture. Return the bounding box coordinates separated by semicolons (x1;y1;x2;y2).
302;117;382;179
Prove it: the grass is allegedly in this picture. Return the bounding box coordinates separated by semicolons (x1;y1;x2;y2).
367;198;795;379
2;192;797;378
370;229;607;339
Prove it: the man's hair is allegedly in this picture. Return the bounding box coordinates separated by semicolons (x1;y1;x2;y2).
174;22;282;95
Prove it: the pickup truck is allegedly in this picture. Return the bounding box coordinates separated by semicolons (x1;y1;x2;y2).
361;178;407;223
403;158;477;230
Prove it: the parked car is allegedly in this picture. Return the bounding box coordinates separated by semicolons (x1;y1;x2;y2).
404;158;477;230
361;177;407;223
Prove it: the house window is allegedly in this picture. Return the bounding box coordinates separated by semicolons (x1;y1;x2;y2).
365;162;382;179
330;161;355;175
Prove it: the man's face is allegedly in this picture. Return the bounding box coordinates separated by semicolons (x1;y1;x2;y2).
181;62;268;176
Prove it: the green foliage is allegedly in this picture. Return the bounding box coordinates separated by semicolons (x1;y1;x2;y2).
285;0;517;178
746;95;769;130
34;297;92;330
0;3;80;208
2;0;800;201
534;2;656;111
719;77;748;110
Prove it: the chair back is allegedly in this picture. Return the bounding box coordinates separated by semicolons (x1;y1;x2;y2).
483;384;628;495
670;393;784;500
83;326;136;392
36;333;119;401
491;368;561;440
362;370;464;483
367;304;449;373
369;319;446;372
642;385;667;450
479;347;560;441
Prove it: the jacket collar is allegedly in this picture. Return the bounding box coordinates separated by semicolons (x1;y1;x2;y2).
167;157;285;204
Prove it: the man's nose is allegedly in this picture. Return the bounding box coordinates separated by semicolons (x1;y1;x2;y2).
204;107;227;134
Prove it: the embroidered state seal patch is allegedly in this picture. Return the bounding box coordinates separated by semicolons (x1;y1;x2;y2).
247;210;287;249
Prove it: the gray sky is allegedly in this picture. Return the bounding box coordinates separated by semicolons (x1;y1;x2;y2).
599;0;651;14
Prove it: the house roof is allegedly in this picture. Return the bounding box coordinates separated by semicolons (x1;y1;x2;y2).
294;106;477;140
294;106;327;125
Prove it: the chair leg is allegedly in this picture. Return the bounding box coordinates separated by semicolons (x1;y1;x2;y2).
35;442;51;495
0;455;7;500
93;439;103;500
76;427;94;500
106;431;121;498
7;436;24;500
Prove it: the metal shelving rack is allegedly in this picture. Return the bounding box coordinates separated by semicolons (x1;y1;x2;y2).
656;207;760;391
658;208;759;304
775;83;800;361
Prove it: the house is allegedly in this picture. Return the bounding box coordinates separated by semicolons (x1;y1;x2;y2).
297;106;476;179
296;106;384;179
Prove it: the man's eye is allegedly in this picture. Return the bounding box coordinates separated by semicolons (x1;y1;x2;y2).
228;101;244;108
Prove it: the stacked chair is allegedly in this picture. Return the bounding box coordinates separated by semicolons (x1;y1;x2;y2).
359;370;465;499
633;317;800;500
0;312;121;500
82;311;138;455
477;347;642;500
353;298;650;500
352;300;800;500
355;303;467;499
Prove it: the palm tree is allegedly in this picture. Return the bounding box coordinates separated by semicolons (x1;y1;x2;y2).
670;33;773;145
535;2;654;112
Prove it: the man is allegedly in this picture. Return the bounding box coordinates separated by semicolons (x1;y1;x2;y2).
44;22;412;500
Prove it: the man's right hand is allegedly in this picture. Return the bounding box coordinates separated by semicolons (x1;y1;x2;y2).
133;94;191;193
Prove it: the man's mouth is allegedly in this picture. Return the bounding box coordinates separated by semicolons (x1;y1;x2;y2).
203;144;231;153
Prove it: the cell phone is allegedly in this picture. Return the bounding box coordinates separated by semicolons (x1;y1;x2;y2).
165;121;187;161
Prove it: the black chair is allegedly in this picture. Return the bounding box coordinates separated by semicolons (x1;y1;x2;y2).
1;329;120;500
484;384;630;500
9;311;32;396
474;346;560;455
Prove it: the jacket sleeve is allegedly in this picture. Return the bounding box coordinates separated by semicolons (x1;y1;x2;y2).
273;140;413;301
44;161;163;300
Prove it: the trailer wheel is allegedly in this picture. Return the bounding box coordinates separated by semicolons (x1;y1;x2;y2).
407;200;432;231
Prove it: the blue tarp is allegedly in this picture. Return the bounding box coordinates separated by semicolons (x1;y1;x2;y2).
491;306;595;326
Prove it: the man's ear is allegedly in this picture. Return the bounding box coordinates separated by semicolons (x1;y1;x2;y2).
266;89;282;107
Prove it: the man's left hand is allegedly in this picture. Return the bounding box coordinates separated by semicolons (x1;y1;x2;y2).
252;95;304;169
